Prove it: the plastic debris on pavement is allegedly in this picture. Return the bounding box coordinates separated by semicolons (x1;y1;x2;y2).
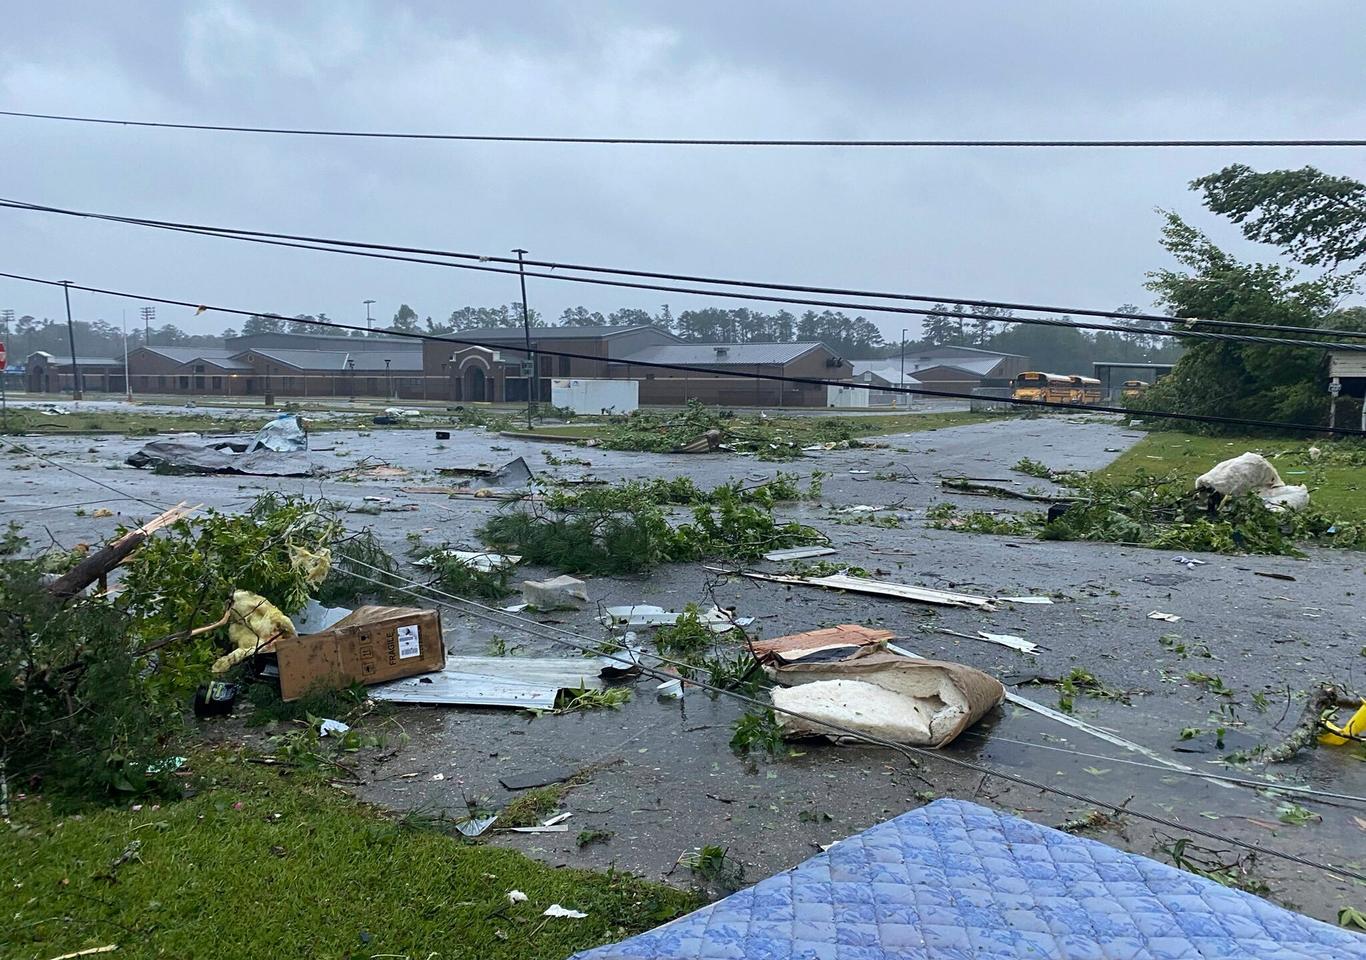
1147;610;1182;623
521;575;589;611
728;569;995;610
1173;556;1208;570
455;815;499;837
998;595;1054;605
318;719;350;737
762;546;838;562
751;625;892;665
414;550;522;573
599;604;753;633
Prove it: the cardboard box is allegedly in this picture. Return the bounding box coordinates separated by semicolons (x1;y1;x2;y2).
275;605;444;700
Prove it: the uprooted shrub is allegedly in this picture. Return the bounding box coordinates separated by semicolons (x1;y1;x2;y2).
595;399;878;460
480;478;826;574
0;539;182;806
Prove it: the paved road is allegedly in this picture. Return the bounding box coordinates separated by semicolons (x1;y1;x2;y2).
6;414;1363;921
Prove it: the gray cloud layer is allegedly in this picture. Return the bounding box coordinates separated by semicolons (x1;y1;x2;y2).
3;1;1364;337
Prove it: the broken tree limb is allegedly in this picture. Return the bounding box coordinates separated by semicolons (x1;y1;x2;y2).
46;501;199;600
136;605;233;657
939;478;1071;503
1264;683;1345;763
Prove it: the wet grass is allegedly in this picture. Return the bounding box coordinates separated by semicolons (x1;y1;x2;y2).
508;410;1004;443
1101;432;1366;522
1;753;697;960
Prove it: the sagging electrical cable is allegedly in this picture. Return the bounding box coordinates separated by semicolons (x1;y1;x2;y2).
3;110;1365;149
6;196;1366;349
2;269;1362;437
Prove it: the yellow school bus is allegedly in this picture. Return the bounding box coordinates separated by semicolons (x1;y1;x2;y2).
1068;375;1103;404
1013;371;1072;403
1120;379;1148;400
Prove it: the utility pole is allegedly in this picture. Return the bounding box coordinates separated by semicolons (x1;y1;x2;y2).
363;299;375;333
141;305;155;345
513;248;534;429
384;358;393;400
1;309;11;430
62;281;82;400
122;309;132;401
900;327;907;408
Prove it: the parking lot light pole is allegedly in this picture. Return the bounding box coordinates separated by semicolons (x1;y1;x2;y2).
513;248;534;430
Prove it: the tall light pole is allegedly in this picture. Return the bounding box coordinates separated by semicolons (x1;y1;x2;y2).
62;281;82;400
899;328;907;408
513;248;534;429
363;299;375;333
384;358;393;400
141;305;155;346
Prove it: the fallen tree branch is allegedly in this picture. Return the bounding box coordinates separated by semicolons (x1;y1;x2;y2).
46;501;200;600
1264;683;1345;763
940;478;1070;503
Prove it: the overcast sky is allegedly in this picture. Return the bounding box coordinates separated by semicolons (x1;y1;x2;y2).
3;2;1365;340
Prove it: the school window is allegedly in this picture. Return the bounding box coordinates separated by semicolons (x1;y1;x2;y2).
211;376;222;389
177;376;189;389
559;355;571;376
157;376;166;388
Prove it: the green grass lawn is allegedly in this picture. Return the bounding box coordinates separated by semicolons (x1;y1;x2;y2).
2;755;698;960
1100;431;1366;522
509;410;1002;442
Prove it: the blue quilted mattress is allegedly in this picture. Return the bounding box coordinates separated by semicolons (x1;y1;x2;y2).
573;798;1366;959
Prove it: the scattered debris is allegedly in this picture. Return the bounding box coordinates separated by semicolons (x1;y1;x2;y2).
655;678;684;700
936;628;1038;655
454;815;498;837
886;643;1228;784
1251;570;1297;582
1172;556;1207;570
1147;611;1182;623
369;655;609;710
998;595;1054;605
769;653;1004;747
506;890;528;904
436;456;534;491
212;590;297;674
726;569;996;610
1196;452;1309;512
751;624;892;664
762;546;837;562
541;812;573;827
126;434;318;476
520;574;589;611
318;719;350;737
507;824;571;834
414;550;522;573
246;413;309;453
542;904;588;919
600;604;751;633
